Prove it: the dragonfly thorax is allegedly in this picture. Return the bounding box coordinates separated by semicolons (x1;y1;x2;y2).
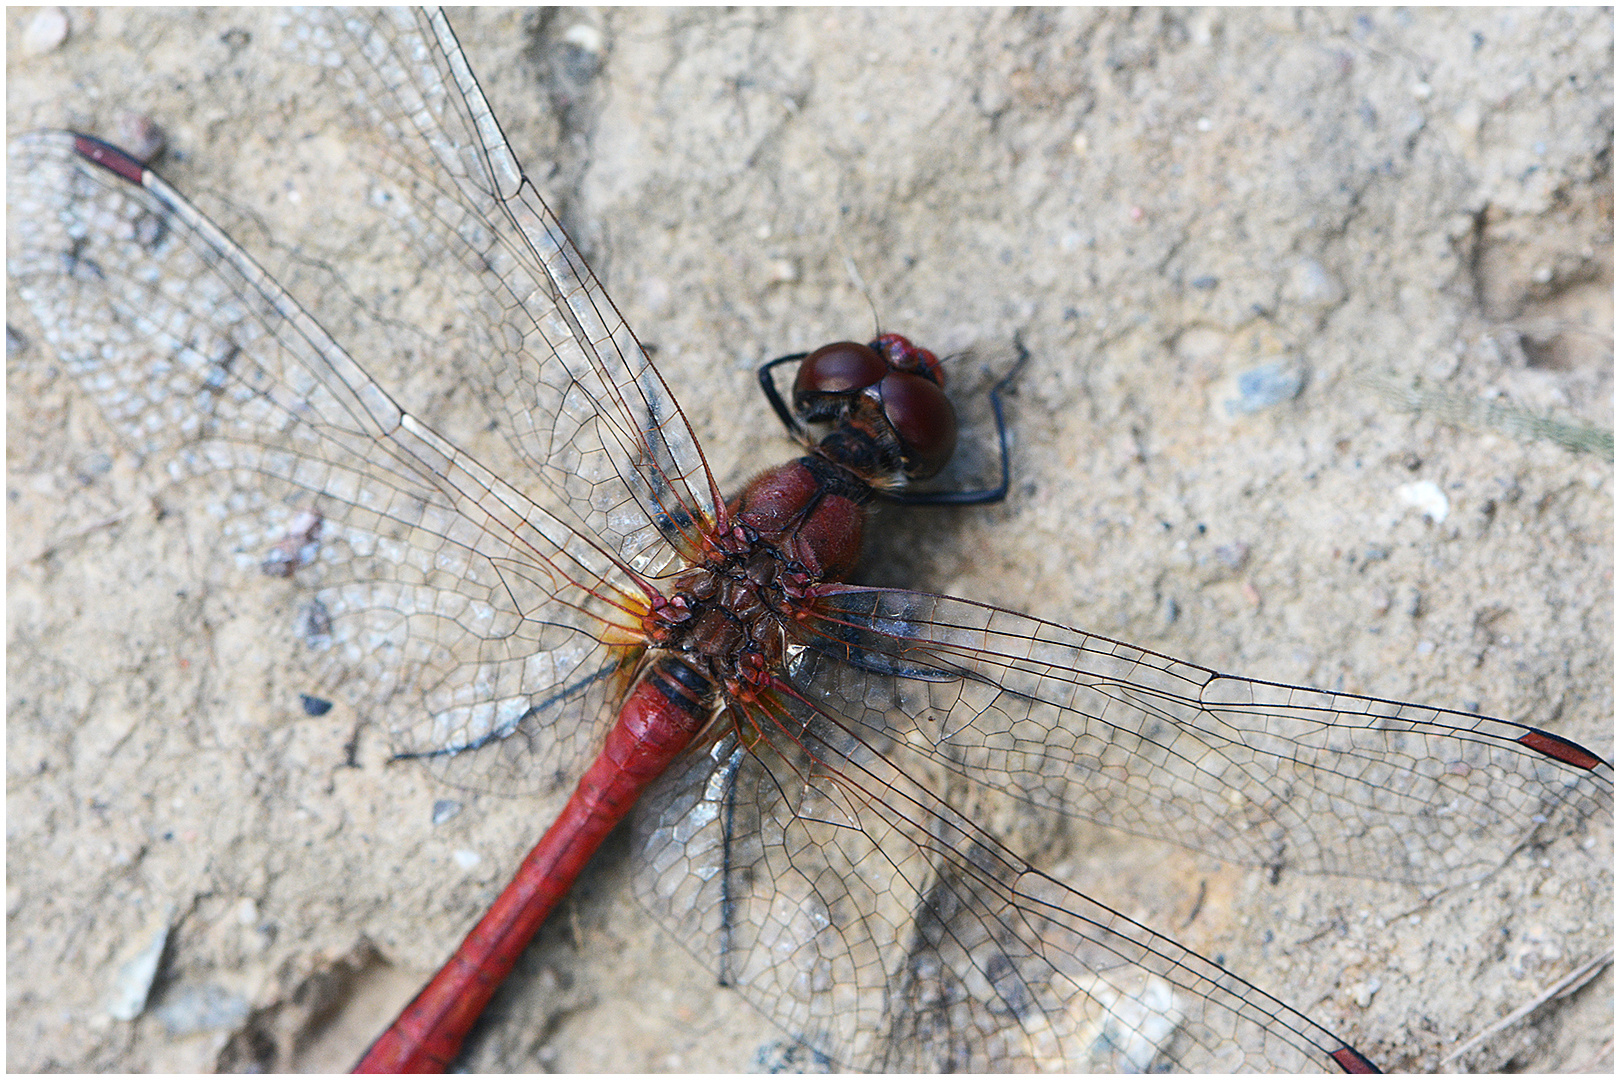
653;549;796;692
649;444;888;691
725;455;871;581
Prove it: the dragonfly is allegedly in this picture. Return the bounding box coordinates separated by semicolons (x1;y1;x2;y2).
8;7;1611;1073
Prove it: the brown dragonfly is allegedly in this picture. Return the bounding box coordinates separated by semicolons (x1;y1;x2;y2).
7;7;1611;1072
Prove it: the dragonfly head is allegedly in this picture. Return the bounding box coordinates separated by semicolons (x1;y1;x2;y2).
791;337;958;481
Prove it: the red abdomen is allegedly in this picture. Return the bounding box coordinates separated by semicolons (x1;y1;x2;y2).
354;659;711;1072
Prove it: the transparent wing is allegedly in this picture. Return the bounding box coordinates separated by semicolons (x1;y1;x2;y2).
630;586;1610;1070
797;587;1611;888
636;711;1361;1071
285;7;724;571
8;129;651;796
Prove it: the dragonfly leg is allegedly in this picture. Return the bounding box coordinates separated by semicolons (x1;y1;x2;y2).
756;352;813;442
883;333;1030;507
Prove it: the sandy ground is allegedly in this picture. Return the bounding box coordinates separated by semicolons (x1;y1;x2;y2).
7;7;1612;1073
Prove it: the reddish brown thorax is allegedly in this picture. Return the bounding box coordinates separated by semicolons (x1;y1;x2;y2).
727;459;867;581
649;334;960;692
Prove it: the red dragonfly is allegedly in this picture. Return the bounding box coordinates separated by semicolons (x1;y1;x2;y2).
9;8;1610;1073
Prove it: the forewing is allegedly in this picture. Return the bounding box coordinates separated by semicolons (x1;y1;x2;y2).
286;8;723;571
8;129;643;796
798;586;1612;889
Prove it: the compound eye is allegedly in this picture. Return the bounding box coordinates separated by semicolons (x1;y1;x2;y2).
793;341;888;421
877;370;958;479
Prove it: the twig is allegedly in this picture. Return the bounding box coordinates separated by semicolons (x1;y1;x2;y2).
1440;949;1613;1066
31;507;135;563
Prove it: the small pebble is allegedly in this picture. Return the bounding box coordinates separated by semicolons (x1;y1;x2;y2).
299;694;333;716
563;22;602;55
113;112;168;164
22;7;69;54
107;915;170;1020
1351;977;1382;1008
1396;480;1449;523
1216;358;1304;417
767;257;800;285
153;983;250;1036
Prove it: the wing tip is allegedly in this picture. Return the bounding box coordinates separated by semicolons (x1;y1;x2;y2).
1331;1044;1381;1073
1517;728;1606;772
71;132;147;185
